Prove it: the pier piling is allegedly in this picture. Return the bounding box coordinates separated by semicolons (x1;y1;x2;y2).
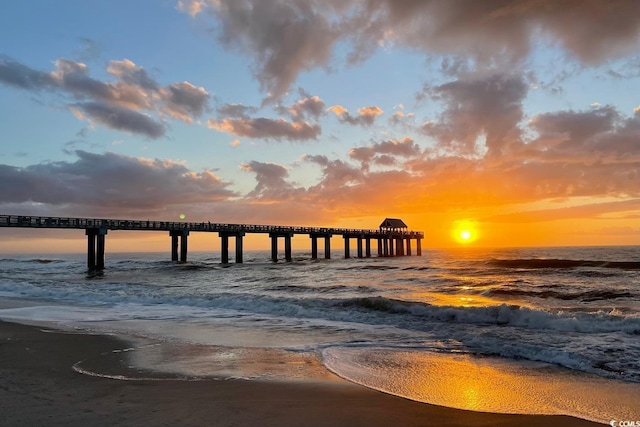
86;227;107;270
270;232;294;262
169;230;189;263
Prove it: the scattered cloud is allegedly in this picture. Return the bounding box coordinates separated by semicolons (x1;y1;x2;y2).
328;105;383;126
0;151;236;216
177;0;207;17
208;117;320;141
161;81;210;122
349;137;421;169
70;102;166;139
201;1;342;102
288;94;326;120
183;0;640;99
240;160;300;199
0;56;210;137
421;73;528;156
217;103;259;119
209;94;324;141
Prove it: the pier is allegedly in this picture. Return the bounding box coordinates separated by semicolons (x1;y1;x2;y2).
1;215;424;270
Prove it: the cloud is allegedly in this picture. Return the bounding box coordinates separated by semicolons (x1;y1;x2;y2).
0;151;236;215
421;73;528;155
161;82;210;122
480;200;640;224
328;105;383;126
0;56;210;137
204;0;341;102
184;0;640;98
304;155;363;192
211;94;325;141
217;103;259;118
177;0;207;17
389;110;415;128
524;105;640;165
106;59;160;91
0;56;56;89
70;102;166;139
240;160;299;198
208;117;320;141
288;95;326;120
349;137;421;167
359;1;640;66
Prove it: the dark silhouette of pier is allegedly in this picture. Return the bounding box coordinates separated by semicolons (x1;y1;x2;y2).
1;215;424;270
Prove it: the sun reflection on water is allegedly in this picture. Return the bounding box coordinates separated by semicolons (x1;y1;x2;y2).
323;348;640;424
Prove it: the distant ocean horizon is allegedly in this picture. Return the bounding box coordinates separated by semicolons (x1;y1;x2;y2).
2;242;638;255
1;245;639;422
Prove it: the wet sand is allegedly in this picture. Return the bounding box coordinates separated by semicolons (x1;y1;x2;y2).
0;321;603;426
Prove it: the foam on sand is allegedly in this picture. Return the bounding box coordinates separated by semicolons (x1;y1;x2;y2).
323;347;640;424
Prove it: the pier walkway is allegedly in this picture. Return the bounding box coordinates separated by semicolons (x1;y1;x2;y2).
1;215;424;270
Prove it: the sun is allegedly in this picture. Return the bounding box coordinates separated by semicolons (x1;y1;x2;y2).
452;220;479;244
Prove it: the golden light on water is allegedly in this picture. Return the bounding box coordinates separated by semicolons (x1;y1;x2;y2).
324;349;640;423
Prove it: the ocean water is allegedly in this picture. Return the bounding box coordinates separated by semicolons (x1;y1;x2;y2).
1;246;639;422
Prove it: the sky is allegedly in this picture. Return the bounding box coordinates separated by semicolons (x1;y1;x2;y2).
0;0;639;252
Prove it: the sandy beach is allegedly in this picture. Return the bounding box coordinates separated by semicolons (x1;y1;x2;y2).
0;320;604;427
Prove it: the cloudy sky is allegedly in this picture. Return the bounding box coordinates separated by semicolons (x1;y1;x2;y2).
1;0;639;251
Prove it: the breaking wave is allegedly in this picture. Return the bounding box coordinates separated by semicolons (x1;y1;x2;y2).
489;258;640;270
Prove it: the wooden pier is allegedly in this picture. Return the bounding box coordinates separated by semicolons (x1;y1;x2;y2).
1;215;424;270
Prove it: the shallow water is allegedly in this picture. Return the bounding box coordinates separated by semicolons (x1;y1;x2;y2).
1;246;639;422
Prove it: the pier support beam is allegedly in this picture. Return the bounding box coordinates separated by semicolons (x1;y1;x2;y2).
357;236;363;258
388;237;394;257
343;236;351;259
396;237;404;256
171;233;179;262
220;234;229;263
377;238;383;257
416;238;422;256
311;236;318;259
219;232;245;263
324;235;331;259
365;238;371;258
270;232;293;262
86;227;107;270
169;229;189;263
309;233;332;259
236;233;244;263
405;238;412;256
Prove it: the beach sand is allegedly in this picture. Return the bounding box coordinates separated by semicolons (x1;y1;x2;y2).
0;321;603;426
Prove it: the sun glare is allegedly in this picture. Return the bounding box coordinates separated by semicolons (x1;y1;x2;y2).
453;220;479;244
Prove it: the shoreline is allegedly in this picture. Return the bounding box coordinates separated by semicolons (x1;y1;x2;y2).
0;320;603;426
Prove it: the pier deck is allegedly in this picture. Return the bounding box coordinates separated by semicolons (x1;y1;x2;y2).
1;215;424;270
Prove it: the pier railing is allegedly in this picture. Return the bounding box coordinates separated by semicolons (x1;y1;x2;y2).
0;215;424;238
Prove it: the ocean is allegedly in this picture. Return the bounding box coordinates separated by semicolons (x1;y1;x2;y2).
1;246;639;423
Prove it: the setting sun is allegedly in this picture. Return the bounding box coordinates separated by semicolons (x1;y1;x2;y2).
453;220;479;244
